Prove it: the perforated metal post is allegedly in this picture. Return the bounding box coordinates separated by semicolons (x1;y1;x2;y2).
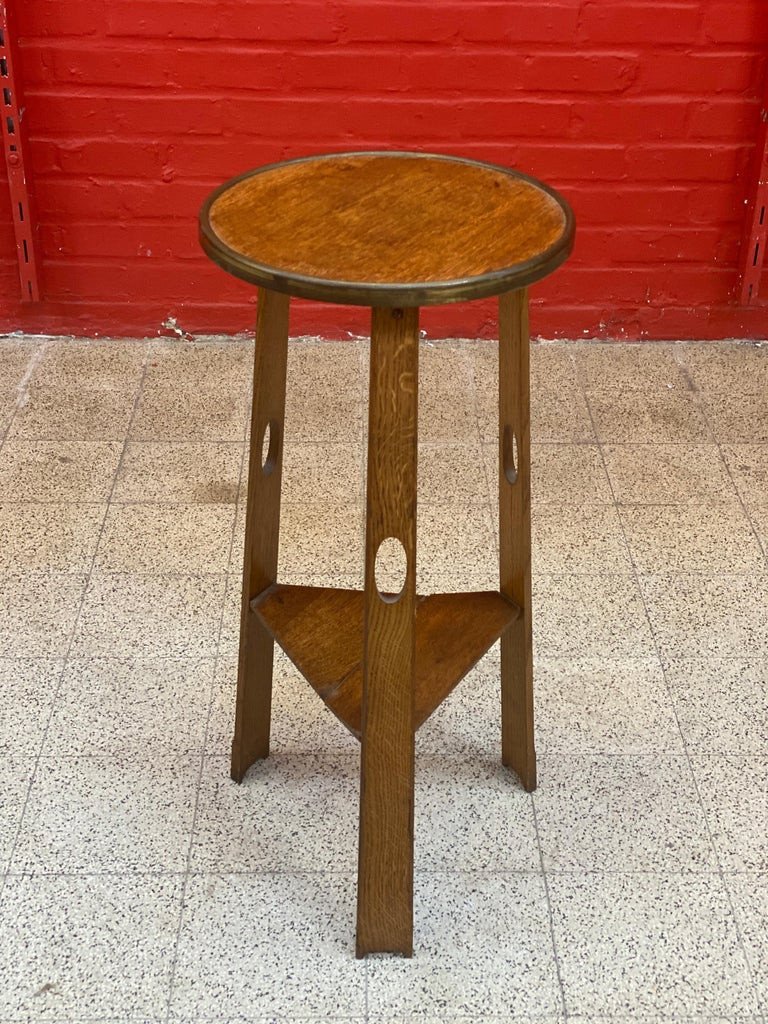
1;0;41;302
740;73;768;306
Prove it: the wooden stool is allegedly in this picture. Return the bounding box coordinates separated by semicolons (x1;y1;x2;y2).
199;151;574;958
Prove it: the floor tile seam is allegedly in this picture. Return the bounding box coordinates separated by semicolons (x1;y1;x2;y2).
585;383;764;1011
162;395;253;1024
714;441;768;574
7;866;766;880
530;796;568;1019
680;354;768;572
0;352;153;896
579;386;689;754
0;340;48;457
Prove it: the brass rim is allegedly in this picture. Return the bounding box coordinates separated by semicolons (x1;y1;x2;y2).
199;150;575;307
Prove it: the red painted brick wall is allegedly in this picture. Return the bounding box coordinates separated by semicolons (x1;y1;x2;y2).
1;0;767;339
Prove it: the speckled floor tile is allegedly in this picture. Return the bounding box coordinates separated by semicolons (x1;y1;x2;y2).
747;506;768;561
0;392;15;434
191;753;358;872
9;381;139;440
417;441;489;505
532;504;631;573
548;872;758;1016
535;753;715;872
415;504;497;591
416;649;501;758
472;340;578;408
367;874;560;1016
207;655;358;756
691;756;768;872
681;342;768;392
146;340;252;386
0;658;62;756
0;874;182;1017
726;872;768;1012
530;443;614;505
130;380;249;441
33;339;148;389
11;755;200;873
416;755;538;871
420;384;479;443
259;503;364;581
572;342;689;390
533;574;655;658
0;755;34;869
531;384;596;444
586;384;713;443
170;873;365;1016
536;657;683;755
665;659;768;754
0;502;105;571
620;504;764;573
95;503;235;573
602;443;737;505
721;445;768;508
0;572;87;656
72;573;226;658
0;338;38;384
284;343;362;444
271;441;364;504
701;390;768;443
640;574;768;659
44;658;214;756
0;440;122;502
113;441;243;503
371;1018;563;1024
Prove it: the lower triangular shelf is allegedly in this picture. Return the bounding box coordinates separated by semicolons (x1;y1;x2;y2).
251;584;520;738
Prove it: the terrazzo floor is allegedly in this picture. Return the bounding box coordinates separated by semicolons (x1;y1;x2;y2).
0;332;767;1021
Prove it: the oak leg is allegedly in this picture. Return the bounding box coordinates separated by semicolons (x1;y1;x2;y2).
231;288;290;783
356;306;419;958
499;289;537;792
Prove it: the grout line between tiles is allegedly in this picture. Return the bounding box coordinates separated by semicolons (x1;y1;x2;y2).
162;339;254;1023
531;796;569;1018
0;341;153;894
670;345;768;1006
580;355;765;1016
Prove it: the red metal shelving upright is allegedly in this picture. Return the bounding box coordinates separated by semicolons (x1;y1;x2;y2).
1;0;41;302
740;69;768;306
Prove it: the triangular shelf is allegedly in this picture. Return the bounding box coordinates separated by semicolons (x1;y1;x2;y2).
251;584;520;739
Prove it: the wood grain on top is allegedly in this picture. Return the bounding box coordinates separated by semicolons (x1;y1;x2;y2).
200;152;574;305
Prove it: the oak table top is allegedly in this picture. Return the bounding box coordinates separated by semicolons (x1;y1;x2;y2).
199;151;574;307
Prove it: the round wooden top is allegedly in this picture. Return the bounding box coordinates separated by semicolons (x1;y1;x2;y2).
200;151;574;307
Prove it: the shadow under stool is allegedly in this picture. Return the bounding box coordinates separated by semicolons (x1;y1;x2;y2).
199;150;575;958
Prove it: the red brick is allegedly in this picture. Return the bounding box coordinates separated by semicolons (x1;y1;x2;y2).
628;144;752;182
569;100;689;141
637;52;765;94
106;1;340;41
578;2;702;44
688;99;763;140
703;3;768;44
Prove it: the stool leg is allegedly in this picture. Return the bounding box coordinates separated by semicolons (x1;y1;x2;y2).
356;306;419;958
499;288;537;792
231;288;290;784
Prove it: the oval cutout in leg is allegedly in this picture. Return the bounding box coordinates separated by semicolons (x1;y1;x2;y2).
503;424;519;485
374;536;408;603
261;420;279;475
